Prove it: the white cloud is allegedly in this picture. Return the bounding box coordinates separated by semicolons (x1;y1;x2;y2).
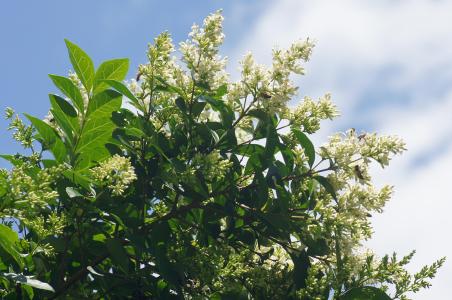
367;92;452;299
229;0;452;297
230;0;452;108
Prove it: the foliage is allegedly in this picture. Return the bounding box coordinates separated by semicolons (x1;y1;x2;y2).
0;11;444;299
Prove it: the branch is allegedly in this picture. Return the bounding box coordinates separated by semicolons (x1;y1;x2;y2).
49;252;109;299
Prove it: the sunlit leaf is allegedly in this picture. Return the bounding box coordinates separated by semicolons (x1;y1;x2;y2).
65;39;95;92
25;114;67;162
292;129;315;167
48;74;84;112
93;58;129;94
340;286;392;300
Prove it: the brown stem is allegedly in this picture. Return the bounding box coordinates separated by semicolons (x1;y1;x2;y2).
49;252;109;299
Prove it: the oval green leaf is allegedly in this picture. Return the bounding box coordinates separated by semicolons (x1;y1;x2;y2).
93;58;129;95
64;39;95;93
340;286;392;300
292;129;315;167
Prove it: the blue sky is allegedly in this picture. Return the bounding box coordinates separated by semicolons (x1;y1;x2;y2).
0;0;268;159
1;1;452;298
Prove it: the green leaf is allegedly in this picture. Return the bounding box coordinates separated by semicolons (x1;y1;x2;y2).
292;129;315;167
234;143;265;157
42;159;58;168
306;238;329;256
0;155;31;168
52;141;67;163
25;114;56;145
203;96;234;126
340;286;392;300
245;152;265;175
175;97;187;113
279;142;294;171
22;284;34;299
1;272;55;292
63;170;91;190
48;74;84;112
64;39;95;92
101;79;143;111
0;186;6;198
264;123;279;159
150;238;183;288
0;225;23;269
49;94;78;142
236;228;256;246
260;211;290;232
215;84;228;97
266;164;284;189
314;175;337;200
124;127;145;139
75;90;122;169
86;89;121;117
290;250;310;289
93;58;129;95
154;76;185;98
248;109;269;122
105;238;129;272
49;94;77;117
24;114;67;162
191;101;207;117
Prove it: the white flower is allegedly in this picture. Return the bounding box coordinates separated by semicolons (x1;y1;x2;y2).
189;151;232;182
180;10;228;90
91;155;137;196
290;93;339;133
230;40;316;116
68;71;89;111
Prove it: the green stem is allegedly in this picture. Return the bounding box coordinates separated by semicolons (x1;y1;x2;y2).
334;226;344;298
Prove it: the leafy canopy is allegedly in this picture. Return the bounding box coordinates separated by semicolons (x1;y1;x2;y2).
0;11;444;300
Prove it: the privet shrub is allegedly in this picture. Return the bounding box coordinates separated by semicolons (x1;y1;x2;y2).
0;11;444;300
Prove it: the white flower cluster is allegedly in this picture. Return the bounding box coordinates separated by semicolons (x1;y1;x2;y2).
227;39;315;116
296;263;331;299
234;117;254;144
146;31;175;70
180;10;228;90
260;244;293;271
23;211;67;240
137;31;178;110
226;53;266;111
340;184;393;217
5;107;34;148
91;154;137;196
268;39;315;111
43;110;68;139
272;39;314;77
315;183;393;256
68;71;89;111
294;126;412;296
126;78;142;98
289;93;339;133
239;53;268;93
235;127;252;145
134;11;228;117
21;212;67;257
199;108;221;123
2;163;65;214
4;107;14;119
293;147;309;166
190;151;232;182
320;129;406;187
